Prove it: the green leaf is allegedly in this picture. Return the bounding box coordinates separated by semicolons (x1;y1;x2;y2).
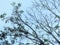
54;24;59;29
11;2;16;6
20;10;24;14
44;39;48;42
0;13;6;18
18;3;21;7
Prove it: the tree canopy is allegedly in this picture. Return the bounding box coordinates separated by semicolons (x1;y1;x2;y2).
0;0;60;45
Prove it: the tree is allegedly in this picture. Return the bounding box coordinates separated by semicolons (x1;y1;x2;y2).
0;0;60;45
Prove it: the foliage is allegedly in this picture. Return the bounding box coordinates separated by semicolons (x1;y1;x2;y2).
0;0;60;45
